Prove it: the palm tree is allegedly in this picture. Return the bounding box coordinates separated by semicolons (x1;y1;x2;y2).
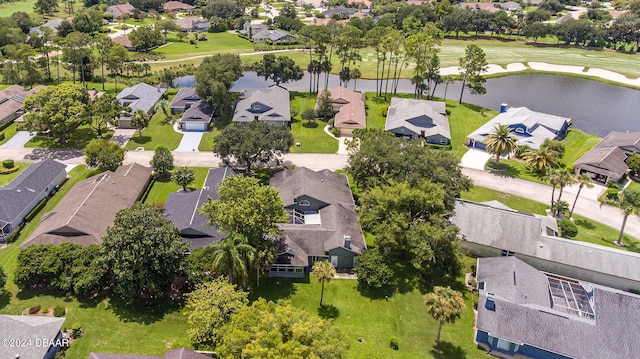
483;124;518;164
212;233;256;286
130;109;150;138
521;147;562;174
312;260;336;306
554;169;577;217
423;286;466;346
350;68;361;91
154;99;172;123
569;174;594;219
615;188;640;246
543;168;563;210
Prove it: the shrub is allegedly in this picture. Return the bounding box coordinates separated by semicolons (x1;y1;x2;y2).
627;153;640;177
354;249;393;289
380;104;389;117
28;304;41;314
331;127;341;137
327;118;334;127
2;159;14;168
514;145;530;158
53;306;66;317
70;323;83;339
0;132;4;141
0;165;19;174
605;188;619;201
389;336;399;350
559;218;578;238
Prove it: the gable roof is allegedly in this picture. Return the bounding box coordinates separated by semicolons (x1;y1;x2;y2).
0;159;66;229
385;98;450;140
164;167;235;250
323;87;366;129
88;348;212;359
22;164;152;248
270;168;365;263
112;35;133;48
170;88;202;109
0;315;65;359
162;1;195;10
573;132;640;181
476;256;640;359
452;199;640;285
180;101;214;123
467;107;571;149
323;5;355;16
232;87;290;124
106;3;135;17
0;84;45;121
117;83;165;117
28;18;64;38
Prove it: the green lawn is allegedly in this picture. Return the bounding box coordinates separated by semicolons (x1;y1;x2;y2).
143;167;210;204
25;125;114;149
461;186;640;249
0;122;18;146
152;32;254;60
0;0;35;17
249;258;484;359
290;91;338;153
125;111;183;151
0;162;31;186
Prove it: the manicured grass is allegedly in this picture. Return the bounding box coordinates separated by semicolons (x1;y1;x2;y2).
628;181;640;192
25;125;114;149
249;258;484;359
290;91;337;153
125;107;183;151
143;167;210;204
461;186;640;249
0;162;31;186
0;0;35;17
152;32;254;60
561;129;601;167
0;122;18;146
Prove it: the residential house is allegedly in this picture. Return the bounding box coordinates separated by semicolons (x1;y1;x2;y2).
251;29;297;44
232;86;291;126
162;1;195;11
21;164;152;249
116;83;165;128
175;17;210;32
451;199;640;292
475;256;640;359
269;167;366;278
88;348;212;359
0;85;45;126
384;98;451;145
499;1;523;11
573;131;640;184
28;19;64;42
459;2;502;12
0;315;66;359
319;86;366;135
0;160;66;240
238;21;268;38
170;88;215;131
467;105;571;150
164;166;235;251
106;3;135;19
323;5;355;18
347;0;372;9
112;35;135;51
170;88;202;113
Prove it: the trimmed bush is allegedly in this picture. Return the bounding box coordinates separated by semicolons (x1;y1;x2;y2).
0;132;4;141
0;165;19;174
70;322;83;339
28;304;41;314
559;218;578;238
380;104;389;117
389;336;399;350
53;306;66;317
605;188;619;201
331;128;341;137
2;159;14;168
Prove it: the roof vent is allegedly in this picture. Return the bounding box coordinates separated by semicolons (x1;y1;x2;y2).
485;294;496;311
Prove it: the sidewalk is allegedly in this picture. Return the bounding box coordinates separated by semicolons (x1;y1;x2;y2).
0;131;33;148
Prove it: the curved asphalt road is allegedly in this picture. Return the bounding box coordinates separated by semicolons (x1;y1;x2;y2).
1;147;638;241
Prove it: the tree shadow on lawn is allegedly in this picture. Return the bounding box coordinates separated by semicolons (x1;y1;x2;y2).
0;292;10;309
317;304;340;319
430;341;467;359
247;275;306;303
302;121;319;129
127;135;152;146
109;297;184;325
574;219;596;230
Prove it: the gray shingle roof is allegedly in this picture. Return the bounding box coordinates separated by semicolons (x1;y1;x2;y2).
467;107;570;150
117;83;165;120
29;18;64;38
232;87;290;124
22;164;152;248
88;348;212;359
476;257;640;359
270;168;365;264
573;131;640;182
0;315;65;359
175;17;209;31
0;159;66;229
164;167;235;250
452;199;640;285
180;101;214;123
384;98;450;140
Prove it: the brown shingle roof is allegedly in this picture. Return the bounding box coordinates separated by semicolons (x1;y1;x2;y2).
318;86;366;129
162;1;194;10
22;163;152;249
0;85;44;123
88;347;212;359
112;35;132;48
573;131;640;182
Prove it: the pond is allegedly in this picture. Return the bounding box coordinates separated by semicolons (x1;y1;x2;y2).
175;72;640;137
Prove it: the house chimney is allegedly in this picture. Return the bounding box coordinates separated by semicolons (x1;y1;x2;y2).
500;103;508;113
344;234;351;249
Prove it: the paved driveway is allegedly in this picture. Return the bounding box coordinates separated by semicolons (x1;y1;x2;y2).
460;149;492;170
1;131;33;148
175;131;203;152
111;129;136;147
